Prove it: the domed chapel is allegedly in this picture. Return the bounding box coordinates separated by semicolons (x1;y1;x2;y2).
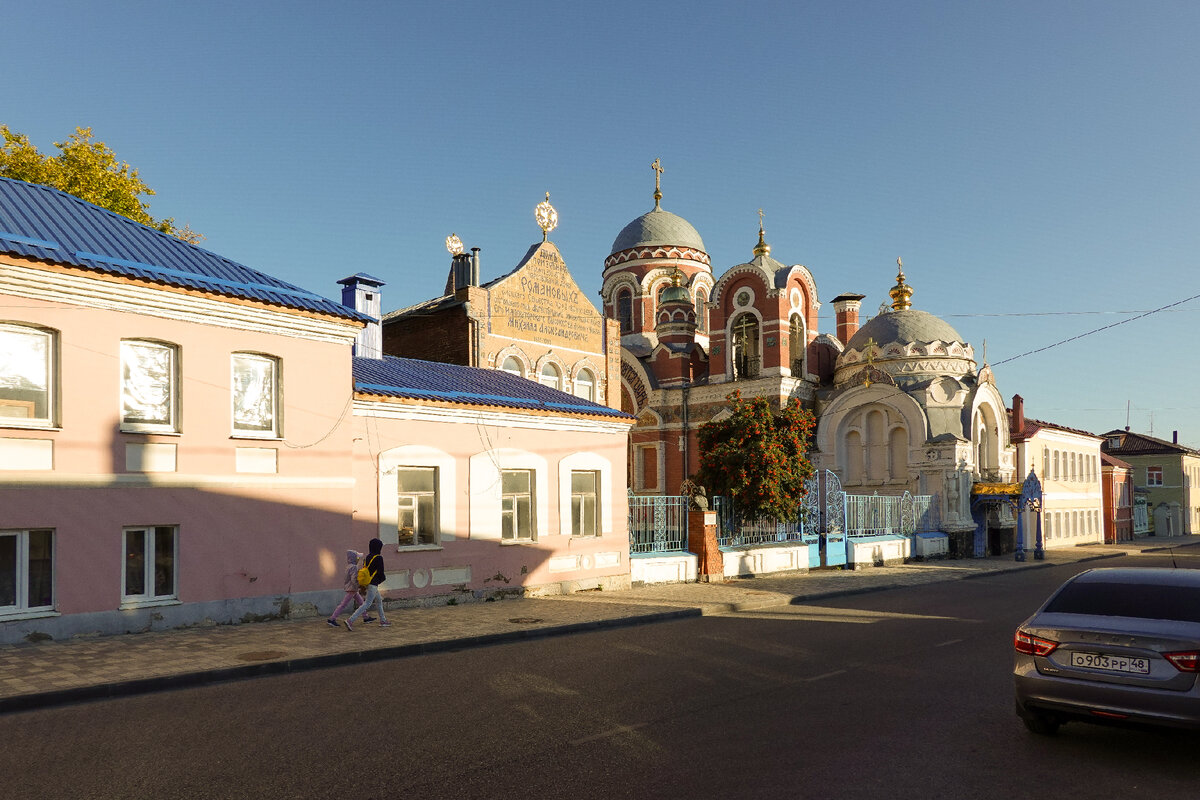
604;161;1017;549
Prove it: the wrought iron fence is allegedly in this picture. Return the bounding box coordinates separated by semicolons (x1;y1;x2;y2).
845;492;939;536
628;493;689;554
712;496;807;547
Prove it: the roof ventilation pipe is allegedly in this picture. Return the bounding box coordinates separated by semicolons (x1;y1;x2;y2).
471;247;481;287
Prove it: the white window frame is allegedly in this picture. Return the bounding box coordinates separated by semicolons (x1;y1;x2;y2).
120;339;180;433
378;445;456;548
501;469;536;541
539;363;562;391
501;356;524;377
570;470;600;537
396;466;439;548
469;449;548;542
0;323;56;429
231;352;281;438
121;525;179;607
1147;466;1164;487
559;451;614;537
0;528;54;618
573;368;595;402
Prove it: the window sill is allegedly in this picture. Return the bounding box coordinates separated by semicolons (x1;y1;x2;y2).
500;539;538;546
120;597;181;610
0;608;59;622
0;422;59;432
119;428;182;437
396;544;442;553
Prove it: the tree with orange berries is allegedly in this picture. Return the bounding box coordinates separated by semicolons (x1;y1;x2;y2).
696;391;816;522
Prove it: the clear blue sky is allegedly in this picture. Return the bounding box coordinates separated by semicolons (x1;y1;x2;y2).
6;1;1200;445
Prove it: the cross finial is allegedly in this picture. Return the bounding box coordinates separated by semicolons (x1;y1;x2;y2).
863;337;878;387
651;158;663;209
753;207;770;257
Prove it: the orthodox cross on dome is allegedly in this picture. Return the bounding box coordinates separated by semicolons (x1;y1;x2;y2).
889;256;913;311
753;207;771;257
535;192;558;241
651;158;664;209
863;336;878;387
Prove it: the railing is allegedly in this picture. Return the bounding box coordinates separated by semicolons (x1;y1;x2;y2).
845;492;939;536
628;493;689;554
712;490;939;545
734;355;761;380
712;496;807;547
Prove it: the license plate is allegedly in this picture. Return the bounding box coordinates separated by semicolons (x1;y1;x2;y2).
1070;651;1150;674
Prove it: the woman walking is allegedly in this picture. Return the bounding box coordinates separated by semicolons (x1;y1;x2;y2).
345;538;389;630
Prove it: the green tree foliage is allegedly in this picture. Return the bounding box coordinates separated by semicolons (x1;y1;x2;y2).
0;126;203;243
696;391;816;522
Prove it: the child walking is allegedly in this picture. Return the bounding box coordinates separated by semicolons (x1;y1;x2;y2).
327;550;374;627
346;538;389;630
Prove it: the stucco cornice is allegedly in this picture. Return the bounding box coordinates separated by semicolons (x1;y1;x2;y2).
1;259;362;345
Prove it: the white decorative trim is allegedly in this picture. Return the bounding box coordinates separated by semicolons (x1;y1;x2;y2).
0;261;361;345
377;444;458;546
557;451;615;537
0;437;53;470
0;473;354;489
352;400;631;434
469;448;549;541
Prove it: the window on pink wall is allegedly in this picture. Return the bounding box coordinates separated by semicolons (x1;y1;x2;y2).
0;323;55;427
0;528;53;612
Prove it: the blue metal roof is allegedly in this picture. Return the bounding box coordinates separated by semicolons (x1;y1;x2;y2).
0;177;371;323
353;356;633;420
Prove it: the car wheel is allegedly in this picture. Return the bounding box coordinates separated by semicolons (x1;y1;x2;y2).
1021;712;1061;736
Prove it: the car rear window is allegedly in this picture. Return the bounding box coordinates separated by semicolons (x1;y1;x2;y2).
1044;581;1200;623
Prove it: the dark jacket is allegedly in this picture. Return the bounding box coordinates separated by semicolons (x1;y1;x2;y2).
364;538;386;585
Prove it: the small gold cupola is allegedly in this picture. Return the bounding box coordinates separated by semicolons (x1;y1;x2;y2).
889;257;913;310
753;208;771;257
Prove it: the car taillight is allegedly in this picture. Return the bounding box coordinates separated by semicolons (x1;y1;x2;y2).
1163;651;1200;673
1015;629;1058;656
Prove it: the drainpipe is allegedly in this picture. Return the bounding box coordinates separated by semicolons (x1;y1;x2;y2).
681;380;690;492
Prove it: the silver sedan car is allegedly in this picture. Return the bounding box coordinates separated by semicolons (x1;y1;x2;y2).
1014;567;1200;735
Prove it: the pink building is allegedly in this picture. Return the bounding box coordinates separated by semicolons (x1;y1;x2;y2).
349;350;633;598
0;178;633;643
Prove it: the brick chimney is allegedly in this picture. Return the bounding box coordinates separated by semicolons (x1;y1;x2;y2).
832;293;866;346
1174;430;1179;444
1011;394;1025;437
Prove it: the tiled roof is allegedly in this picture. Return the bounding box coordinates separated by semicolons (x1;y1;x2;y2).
352;356;633;420
1009;412;1099;441
0;177;370;323
1101;452;1133;470
1100;429;1200;456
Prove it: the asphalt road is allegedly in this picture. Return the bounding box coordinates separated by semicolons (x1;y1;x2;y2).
9;554;1200;800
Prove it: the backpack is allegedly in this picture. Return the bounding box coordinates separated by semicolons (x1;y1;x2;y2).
357;557;374;588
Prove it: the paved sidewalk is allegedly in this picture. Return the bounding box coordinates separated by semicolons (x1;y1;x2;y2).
3;536;1198;713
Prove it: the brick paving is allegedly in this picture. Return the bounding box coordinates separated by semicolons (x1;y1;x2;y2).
2;536;1197;712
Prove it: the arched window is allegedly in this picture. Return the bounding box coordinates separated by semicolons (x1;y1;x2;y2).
573;369;595;402
501;356;523;377
888;427;908;480
539;363;561;390
731;313;760;380
789;314;805;376
616;289;633;333
695;289;708;333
